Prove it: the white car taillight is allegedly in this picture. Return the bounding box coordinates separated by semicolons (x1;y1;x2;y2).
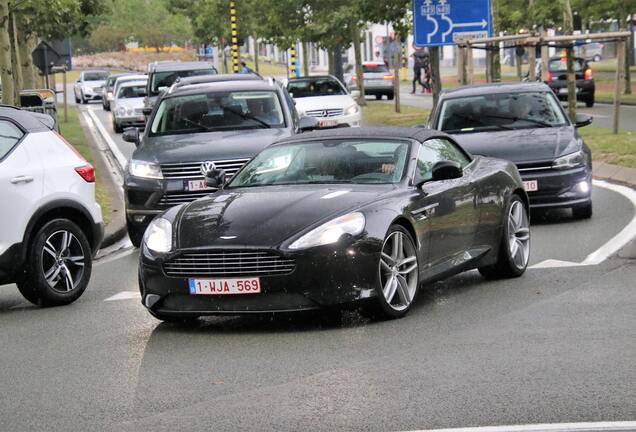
75;164;95;182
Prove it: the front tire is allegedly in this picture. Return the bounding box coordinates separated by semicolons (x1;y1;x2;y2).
479;195;530;280
113;120;123;133
585;94;594;108
365;225;419;320
126;219;145;248
16;219;92;306
387;92;395;100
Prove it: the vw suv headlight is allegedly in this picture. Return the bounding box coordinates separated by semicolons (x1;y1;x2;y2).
129;160;163;179
552;150;586;170
345;104;360;116
288;212;365;250
144;218;172;253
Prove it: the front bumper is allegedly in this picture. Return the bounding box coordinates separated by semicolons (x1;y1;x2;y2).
138;240;382;316
311;112;361;128
115;114;146;128
521;165;592;209
83;92;102;101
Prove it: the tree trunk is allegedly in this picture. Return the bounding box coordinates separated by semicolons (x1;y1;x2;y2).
393;36;400;113
328;48;335;75
430;46;442;111
9;11;21;104
15;16;33;89
491;0;501;82
620;13;632;95
253;35;259;74
352;26;365;106
302;41;309;77
0;0;14;105
561;0;576;120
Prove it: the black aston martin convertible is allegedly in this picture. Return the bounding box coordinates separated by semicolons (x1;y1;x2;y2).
138;127;530;321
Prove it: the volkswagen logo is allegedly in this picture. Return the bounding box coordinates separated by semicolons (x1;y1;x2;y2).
200;161;216;176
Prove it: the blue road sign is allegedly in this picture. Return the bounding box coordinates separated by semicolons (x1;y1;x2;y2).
413;0;493;47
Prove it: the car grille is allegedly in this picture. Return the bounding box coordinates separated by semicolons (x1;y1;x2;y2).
515;161;553;173
305;108;344;118
160;159;249;180
133;108;144;115
163;250;296;277
158;190;212;207
93;87;103;92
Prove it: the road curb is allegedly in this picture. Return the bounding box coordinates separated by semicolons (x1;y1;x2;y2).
77;108;128;249
593;161;636;188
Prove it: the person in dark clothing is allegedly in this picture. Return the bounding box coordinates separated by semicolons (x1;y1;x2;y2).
411;49;430;94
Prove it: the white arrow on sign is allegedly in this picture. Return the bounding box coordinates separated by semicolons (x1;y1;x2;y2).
426;15;439;43
442;16;488;42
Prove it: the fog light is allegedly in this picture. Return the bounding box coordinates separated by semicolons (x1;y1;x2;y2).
144;294;161;308
134;215;146;223
578;181;590;193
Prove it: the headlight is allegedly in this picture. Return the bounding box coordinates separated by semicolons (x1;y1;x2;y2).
143;218;172;253
345;104;360;115
107;92;113;99
129;160;163;179
552;150;586;170
288;212;365;250
116;106;126;116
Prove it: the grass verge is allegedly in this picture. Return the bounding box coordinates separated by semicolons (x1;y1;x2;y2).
595;91;636;105
59;106;112;224
579;126;636;168
362;103;430;127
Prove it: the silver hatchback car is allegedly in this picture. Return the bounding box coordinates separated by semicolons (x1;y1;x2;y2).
346;62;395;100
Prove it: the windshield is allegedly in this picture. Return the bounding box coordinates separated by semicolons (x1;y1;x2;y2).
150;69;216;95
229;139;409;187
549;58;585;72
84;72;108;81
438;91;568;133
363;64;389;73
287;78;346;97
150;90;285;135
117;85;147;99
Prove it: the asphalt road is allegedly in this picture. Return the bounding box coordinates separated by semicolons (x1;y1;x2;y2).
1;175;635;431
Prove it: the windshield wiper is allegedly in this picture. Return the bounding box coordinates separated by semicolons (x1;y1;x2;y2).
482;114;554;128
182;118;214;131
222;105;272;129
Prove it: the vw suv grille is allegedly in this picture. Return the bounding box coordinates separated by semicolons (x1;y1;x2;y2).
160;159;249;180
163;250;296;277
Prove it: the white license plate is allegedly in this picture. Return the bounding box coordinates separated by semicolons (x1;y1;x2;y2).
319;119;338;128
188;278;261;295
184;180;210;192
523;180;538;192
559;88;579;94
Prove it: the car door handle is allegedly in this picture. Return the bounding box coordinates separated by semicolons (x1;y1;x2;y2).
10;175;34;184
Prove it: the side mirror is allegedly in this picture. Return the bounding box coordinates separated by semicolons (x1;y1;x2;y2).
350;89;361;98
205;168;226;189
574;113;593;128
431;160;463;182
142;107;153;116
299;116;319;132
122;127;140;146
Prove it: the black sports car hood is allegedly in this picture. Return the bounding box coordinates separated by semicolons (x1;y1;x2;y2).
176;185;393;249
452;126;580;164
135;128;292;164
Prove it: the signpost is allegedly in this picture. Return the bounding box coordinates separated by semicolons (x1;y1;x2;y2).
413;0;492;47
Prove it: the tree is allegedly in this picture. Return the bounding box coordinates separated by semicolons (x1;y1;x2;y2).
0;0;14;104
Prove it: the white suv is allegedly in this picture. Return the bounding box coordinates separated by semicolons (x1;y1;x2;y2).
0;107;103;306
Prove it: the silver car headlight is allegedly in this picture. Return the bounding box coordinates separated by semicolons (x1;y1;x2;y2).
144;218;172;253
345;104;360;115
116;106;126;116
288;212;365;250
552;150;586;170
129;160;163;179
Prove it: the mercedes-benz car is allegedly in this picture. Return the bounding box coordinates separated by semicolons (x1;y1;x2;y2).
430;83;593;219
73;70;109;104
123;79;317;247
138;127;529;323
286;75;361;128
111;79;148;133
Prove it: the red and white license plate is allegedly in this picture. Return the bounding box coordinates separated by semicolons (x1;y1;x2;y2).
523;180;538;192
188;278;261;295
184;179;210;192
319;119;338;128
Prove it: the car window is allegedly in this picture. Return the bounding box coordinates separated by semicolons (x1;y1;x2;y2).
437;91;568;133
0;120;24;160
83;72;108;81
150;90;286;135
150;69;216;95
117;85;147;99
287;78;346;97
548;58;585;72
417;138;470;181
229;139;410;187
363;64;389;73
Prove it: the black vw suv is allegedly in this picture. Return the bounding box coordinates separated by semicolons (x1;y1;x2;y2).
123;78;317;246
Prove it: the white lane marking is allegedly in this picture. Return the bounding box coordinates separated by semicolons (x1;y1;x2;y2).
81;111;125;189
321;190;350;199
95;245;135;266
105;291;141;302
85;106;128;170
403;421;636;432
529;180;636;269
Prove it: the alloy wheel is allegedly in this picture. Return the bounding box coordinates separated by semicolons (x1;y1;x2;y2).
41;230;86;293
379;231;418;312
508;200;530;270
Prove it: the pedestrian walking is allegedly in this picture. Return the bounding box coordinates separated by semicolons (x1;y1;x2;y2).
240;61;253;74
411;49;430;94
